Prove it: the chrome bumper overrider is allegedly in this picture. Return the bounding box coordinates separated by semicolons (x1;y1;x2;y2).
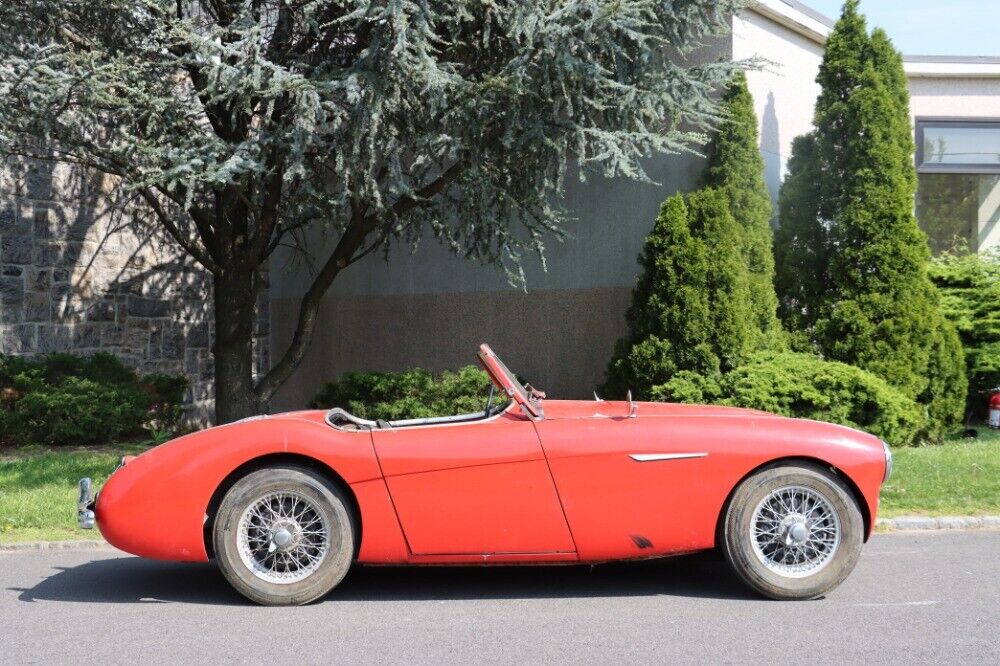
78;477;95;529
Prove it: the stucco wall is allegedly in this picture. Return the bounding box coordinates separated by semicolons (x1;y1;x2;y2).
270;153;710;411
908;77;1000;120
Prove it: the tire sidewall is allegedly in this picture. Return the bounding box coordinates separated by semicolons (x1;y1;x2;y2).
214;467;354;606
723;465;863;600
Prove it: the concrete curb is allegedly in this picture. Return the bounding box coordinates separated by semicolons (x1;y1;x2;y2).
0;539;109;552
876;516;1000;531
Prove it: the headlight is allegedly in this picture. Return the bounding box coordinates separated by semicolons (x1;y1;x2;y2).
881;440;893;483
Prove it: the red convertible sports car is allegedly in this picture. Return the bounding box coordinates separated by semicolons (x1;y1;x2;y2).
79;344;891;605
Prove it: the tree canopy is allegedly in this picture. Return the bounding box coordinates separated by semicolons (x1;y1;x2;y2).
0;0;751;421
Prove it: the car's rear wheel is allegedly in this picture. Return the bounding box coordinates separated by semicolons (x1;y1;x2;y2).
721;464;863;600
213;466;355;606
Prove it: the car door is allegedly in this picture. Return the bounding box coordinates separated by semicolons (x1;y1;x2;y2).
372;409;575;556
535;415;720;561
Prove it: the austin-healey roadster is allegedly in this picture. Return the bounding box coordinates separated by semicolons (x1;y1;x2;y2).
79;344;891;605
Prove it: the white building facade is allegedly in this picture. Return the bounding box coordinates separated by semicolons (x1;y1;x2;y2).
745;0;1000;253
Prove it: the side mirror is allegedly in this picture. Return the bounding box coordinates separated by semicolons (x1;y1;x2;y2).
627;390;637;418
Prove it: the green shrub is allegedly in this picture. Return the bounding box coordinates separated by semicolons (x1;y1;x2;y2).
929;249;1000;419
603;188;760;398
141;373;190;437
311;365;505;420
0;353;187;446
651;352;925;447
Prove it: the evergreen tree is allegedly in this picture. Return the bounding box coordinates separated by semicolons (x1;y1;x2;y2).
774;0;967;437
703;73;784;349
773;133;826;331
603;188;755;398
0;0;752;422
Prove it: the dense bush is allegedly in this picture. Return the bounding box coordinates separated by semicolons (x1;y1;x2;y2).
929;250;1000;419
603;188;758;398
773;1;966;438
0;353;187;446
311;366;505;420
651;352;925;447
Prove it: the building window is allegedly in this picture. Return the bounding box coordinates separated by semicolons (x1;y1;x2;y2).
916;118;1000;254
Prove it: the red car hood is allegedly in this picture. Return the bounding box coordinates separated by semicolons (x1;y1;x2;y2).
539;399;777;420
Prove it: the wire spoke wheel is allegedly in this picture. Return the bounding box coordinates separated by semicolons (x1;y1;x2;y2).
236;491;330;585
750;485;841;578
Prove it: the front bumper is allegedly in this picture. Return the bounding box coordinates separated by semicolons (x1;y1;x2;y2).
78;477;96;529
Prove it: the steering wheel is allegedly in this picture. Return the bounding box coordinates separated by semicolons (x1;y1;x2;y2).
484;383;495;416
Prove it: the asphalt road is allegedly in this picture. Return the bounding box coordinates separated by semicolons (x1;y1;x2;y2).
2;531;998;664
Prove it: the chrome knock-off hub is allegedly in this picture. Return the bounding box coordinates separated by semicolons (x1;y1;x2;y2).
236;492;330;584
750;486;841;578
782;514;810;546
271;524;296;550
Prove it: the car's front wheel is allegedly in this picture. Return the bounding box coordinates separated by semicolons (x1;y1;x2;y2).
721;463;863;600
213;466;355;606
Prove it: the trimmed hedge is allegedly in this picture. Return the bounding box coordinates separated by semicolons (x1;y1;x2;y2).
0;353;187;446
651;352;925;447
311;366;506;420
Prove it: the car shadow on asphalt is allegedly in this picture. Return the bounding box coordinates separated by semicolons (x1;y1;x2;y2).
10;551;759;606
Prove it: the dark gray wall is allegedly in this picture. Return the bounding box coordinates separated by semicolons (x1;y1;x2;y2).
270;152;710;411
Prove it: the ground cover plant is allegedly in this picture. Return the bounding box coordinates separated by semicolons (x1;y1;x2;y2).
0;353;187;447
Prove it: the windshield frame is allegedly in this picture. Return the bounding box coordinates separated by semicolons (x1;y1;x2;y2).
477;344;543;419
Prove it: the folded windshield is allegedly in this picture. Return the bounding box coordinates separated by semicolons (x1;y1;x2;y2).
477;343;541;418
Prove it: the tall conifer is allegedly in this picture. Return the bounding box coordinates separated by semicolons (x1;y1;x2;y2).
774;0;966;437
603;189;755;398
704;73;784;349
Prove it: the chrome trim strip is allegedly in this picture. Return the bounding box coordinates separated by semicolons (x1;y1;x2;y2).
629;452;708;462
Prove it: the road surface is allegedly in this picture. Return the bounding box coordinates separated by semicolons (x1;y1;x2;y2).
2;531;998;664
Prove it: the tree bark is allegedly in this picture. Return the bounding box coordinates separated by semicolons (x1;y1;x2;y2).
212;270;261;423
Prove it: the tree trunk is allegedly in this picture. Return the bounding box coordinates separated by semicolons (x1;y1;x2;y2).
212;270;261;424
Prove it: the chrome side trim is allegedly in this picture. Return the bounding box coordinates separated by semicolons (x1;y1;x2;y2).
629;452;709;462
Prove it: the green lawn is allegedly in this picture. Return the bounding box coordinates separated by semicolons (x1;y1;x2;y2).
1;432;998;543
0;444;151;542
879;429;1000;518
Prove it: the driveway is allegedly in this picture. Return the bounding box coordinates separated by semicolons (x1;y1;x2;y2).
2;531;998;664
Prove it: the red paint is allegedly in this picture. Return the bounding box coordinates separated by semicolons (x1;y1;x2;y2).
95;346;889;566
373;413;574;555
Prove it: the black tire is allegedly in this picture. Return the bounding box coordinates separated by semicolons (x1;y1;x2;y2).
213;466;355;606
721;464;863;600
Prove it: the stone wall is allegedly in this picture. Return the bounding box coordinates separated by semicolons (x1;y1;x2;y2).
0;158;268;424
